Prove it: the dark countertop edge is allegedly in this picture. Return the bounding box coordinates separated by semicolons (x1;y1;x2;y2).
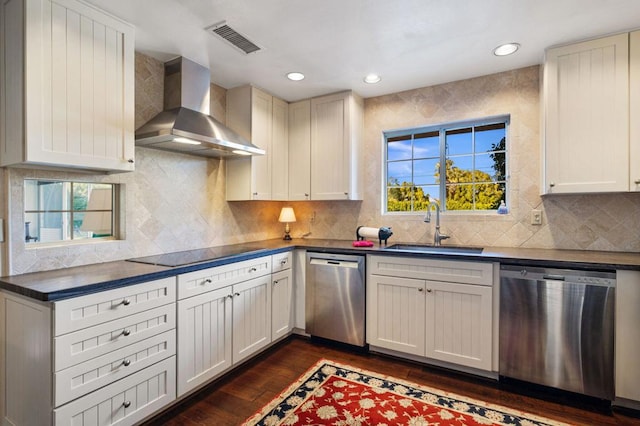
1;239;639;302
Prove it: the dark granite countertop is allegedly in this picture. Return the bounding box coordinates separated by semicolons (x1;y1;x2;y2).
1;238;639;301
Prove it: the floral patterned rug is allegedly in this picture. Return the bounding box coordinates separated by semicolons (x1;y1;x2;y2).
243;359;571;426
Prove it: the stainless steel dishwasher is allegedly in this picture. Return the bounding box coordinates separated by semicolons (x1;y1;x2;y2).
305;252;366;347
499;265;615;400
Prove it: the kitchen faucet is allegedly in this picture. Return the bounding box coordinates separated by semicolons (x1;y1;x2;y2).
424;201;450;246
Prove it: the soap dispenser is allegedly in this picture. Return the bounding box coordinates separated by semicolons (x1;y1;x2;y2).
497;201;508;214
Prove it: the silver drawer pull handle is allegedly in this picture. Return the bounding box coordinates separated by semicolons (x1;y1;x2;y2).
123;401;131;408
122;329;131;337
202;278;212;285
234;292;240;297
280;259;287;265
249;267;257;272
227;294;233;299
122;299;131;306
122;359;131;367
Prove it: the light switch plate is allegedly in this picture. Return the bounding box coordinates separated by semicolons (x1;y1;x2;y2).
531;210;543;225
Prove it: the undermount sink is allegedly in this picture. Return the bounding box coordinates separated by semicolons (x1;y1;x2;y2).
384;244;484;255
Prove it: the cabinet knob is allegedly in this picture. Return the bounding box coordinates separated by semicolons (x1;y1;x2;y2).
122;329;131;337
122;299;131;306
122;359;131;367
227;294;233;299
280;259;287;265
549;182;555;188
249;267;257;272
635;179;640;185
123;401;131;408
426;289;432;293
304;193;309;197
418;288;423;292
202;278;212;285
344;192;349;197
234;292;240;297
273;280;279;285
127;159;134;164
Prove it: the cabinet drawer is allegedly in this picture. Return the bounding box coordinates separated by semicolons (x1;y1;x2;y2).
368;255;494;286
55;330;176;407
271;251;292;273
54;356;176;426
54;277;176;336
55;304;176;372
177;255;272;300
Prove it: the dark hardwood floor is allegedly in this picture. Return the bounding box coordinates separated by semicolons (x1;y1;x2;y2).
144;336;640;425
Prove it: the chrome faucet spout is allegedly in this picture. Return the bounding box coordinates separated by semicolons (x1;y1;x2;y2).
424;202;450;246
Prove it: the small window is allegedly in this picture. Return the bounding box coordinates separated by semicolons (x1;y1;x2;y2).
24;180;118;244
384;116;508;213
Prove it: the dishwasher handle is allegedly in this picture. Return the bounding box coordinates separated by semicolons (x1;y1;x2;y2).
309;258;360;269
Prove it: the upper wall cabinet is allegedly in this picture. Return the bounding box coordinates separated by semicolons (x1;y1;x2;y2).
288;99;311;200
226;86;288;201
543;32;639;194
309;91;363;200
0;0;135;172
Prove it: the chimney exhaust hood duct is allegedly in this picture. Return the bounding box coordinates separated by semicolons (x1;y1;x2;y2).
135;57;265;157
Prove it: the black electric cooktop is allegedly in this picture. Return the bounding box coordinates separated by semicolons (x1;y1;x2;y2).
126;243;271;267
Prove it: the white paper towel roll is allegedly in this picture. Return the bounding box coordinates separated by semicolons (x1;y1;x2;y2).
357;227;381;239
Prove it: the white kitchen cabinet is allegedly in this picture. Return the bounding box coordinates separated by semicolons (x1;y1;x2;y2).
366;255;494;373
0;0;135;172
176;255;279;397
0;277;177;426
424;280;492;371
310;91;363;200
630;31;640;191
288;100;312;200
272;267;293;341
177;286;232;397
542;33;631;194
226;86;288;200
366;274;426;356
232;275;272;364
615;270;640;409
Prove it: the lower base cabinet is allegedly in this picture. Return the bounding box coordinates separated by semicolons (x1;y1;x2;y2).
367;255;494;372
54;357;176;425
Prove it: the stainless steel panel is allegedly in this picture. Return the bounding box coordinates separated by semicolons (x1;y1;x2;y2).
499;266;615;400
305;252;365;346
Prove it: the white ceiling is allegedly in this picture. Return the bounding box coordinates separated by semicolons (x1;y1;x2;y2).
87;0;640;102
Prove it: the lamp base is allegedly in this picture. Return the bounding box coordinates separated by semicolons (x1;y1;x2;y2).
283;233;292;241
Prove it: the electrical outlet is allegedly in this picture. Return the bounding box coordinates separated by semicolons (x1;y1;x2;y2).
310;211;316;223
531;210;543;225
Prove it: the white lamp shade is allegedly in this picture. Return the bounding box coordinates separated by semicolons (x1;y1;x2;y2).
278;207;296;223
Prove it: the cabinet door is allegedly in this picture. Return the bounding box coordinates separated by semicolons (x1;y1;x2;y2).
288;100;311;200
311;92;350;200
250;88;273;200
615;270;640;404
424;281;492;371
271;96;289;200
271;269;293;341
177;287;232;397
544;33;629;193
232;276;272;364
630;31;640;192
1;0;135;172
366;274;426;356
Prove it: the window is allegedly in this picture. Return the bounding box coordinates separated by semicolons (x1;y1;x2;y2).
24;180;118;244
384;116;508;213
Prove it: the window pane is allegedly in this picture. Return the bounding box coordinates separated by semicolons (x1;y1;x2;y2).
474;153;499;182
79;211;113;237
387;186;413;212
445;184;475;211
413;159;439;185
488;151;506;181
415;185;439;211
387;161;413;185
475;123;506;153
413;132;439;159
445;156;473;183
35;212;71;243
387;135;412;161
445;127;472;155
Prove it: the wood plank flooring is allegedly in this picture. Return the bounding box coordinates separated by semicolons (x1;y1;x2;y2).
144;336;640;425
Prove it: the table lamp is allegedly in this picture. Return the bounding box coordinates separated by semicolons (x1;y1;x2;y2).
278;207;296;240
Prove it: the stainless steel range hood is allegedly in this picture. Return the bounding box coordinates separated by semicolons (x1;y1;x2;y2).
135;57;265;157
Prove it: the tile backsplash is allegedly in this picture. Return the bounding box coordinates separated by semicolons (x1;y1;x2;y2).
4;54;639;274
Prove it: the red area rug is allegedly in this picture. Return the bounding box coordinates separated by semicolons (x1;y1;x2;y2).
243;359;570;426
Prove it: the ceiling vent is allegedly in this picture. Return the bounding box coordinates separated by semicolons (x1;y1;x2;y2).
206;21;261;54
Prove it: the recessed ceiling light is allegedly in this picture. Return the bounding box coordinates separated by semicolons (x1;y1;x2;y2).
493;43;520;56
287;72;305;81
364;73;381;84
